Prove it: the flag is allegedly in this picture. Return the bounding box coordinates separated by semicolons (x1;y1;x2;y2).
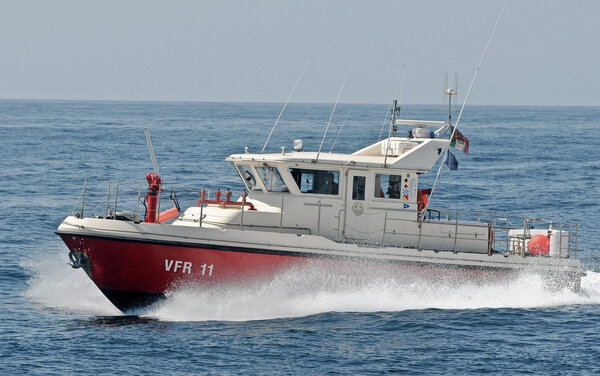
449;126;470;154
445;150;458;170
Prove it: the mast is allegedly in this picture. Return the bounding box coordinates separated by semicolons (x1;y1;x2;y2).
383;100;401;167
391;99;400;137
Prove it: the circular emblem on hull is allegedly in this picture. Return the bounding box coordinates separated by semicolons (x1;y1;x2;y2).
352;202;364;216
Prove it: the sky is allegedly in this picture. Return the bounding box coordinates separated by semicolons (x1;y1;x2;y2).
0;0;598;105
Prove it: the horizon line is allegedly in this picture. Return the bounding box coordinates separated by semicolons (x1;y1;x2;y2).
0;97;598;108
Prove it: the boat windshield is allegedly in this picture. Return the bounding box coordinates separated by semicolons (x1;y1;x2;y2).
289;168;339;195
237;165;261;191
257;166;288;192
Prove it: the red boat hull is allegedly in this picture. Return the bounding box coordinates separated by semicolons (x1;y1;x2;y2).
58;233;580;312
59;234;307;311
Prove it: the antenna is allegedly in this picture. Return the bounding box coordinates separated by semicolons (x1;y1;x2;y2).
394;54;405;101
144;128;159;176
442;73;458;121
443;73;448;110
261;59;311;153
424;0;508;214
329;110;351;152
393;59;406;137
377;103;392;142
454;1;508;132
315;59;354;162
444;85;458;126
378;59;405;142
453;73;459;114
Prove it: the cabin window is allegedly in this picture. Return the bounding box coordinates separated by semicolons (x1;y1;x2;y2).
236;165;260;191
374;174;402;199
352;176;366;200
289;168;339;195
257;166;288;192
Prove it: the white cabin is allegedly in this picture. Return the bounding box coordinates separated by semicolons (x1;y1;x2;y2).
176;123;493;254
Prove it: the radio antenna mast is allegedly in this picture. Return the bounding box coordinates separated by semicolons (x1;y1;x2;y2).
315;58;353;162
378;57;405;141
330;109;351;152
261;59;310;153
445;83;458;126
392;57;406;138
377;103;392;142
425;0;508;214
453;73;459;115
383;61;405;166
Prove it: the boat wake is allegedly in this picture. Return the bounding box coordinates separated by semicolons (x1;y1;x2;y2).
145;266;600;322
25;249;600;321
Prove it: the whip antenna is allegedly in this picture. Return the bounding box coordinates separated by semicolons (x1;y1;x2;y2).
144;128;159;177
377;103;392;142
377;59;406;142
454;73;459;114
453;0;507;133
443;73;448;110
330;110;352;152
383;61;405;166
315;58;353;162
392;60;405;138
425;0;508;213
394;54;405;102
261;59;311;153
378;56;405;141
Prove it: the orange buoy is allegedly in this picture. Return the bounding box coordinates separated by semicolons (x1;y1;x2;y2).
529;234;550;255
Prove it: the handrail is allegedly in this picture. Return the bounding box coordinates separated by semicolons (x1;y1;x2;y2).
196;198;256;211
409;207;577;257
70;179;578;259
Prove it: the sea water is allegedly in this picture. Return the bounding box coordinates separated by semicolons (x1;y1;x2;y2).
1;100;600;374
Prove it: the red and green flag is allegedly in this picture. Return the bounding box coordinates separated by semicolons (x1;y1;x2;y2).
449;126;470;154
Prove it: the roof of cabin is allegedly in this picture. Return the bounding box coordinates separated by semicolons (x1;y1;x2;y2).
227;137;451;172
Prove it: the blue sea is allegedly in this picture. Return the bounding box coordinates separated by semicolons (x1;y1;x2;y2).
1;100;599;375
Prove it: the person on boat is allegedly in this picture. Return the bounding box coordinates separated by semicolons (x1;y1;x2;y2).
387;182;400;199
319;172;338;195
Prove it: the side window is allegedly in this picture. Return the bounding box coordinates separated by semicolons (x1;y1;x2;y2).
237;165;260;191
374;174;402;199
352;176;365;200
289;168;339;195
257;166;288;192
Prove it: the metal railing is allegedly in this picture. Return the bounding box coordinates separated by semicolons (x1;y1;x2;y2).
415;208;578;258
72;179;183;223
71;179;578;258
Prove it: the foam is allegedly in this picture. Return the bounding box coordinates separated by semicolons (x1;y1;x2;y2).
25;250;600;321
23;248;120;315
145;267;600;322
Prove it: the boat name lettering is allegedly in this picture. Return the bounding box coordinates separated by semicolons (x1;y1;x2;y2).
165;259;192;274
200;263;214;276
322;274;367;288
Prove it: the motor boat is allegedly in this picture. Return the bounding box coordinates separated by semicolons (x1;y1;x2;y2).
56;103;583;312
